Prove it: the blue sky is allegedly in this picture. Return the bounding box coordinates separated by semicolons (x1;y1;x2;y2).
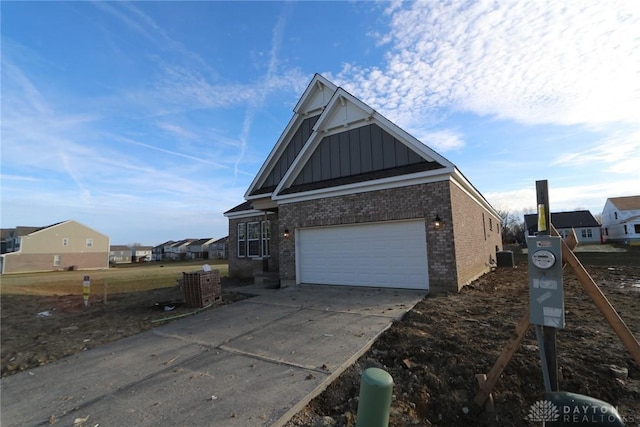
2;1;639;246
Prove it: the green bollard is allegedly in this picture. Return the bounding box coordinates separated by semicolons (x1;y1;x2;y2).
355;367;394;427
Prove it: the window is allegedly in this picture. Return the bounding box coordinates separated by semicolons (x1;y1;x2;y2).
237;223;246;257
489;218;493;231
247;222;261;257
53;255;61;267
635;224;640;234
482;213;487;240
62;238;69;246
605;228;609;236
86;238;93;248
581;229;592;238
262;221;271;257
615;212;618;220
624;225;628;234
237;220;271;258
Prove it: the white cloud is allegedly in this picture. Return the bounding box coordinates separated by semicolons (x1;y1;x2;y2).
337;0;640;129
413;129;465;152
551;130;640;175
486;178;640;215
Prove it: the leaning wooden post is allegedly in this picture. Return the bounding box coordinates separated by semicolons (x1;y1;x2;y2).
474;310;530;406
554;225;640;366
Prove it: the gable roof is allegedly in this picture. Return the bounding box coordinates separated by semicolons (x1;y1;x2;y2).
110;245;131;252
524;210;599;231
188;238;214;246
230;73;498;218
273;87;454;200
245;74;337;199
608;195;640;210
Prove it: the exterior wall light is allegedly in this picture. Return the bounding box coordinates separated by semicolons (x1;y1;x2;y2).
434;215;442;229
283;228;291;239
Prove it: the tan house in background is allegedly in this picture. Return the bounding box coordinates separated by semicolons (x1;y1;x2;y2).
0;220;110;274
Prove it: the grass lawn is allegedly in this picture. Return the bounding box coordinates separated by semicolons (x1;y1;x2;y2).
0;260;229;296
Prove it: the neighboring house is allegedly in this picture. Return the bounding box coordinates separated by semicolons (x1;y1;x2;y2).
166;239;195;260
524;210;601;244
131;246;153;262
209;236;229;259
601;195;640;245
152;240;175;261
1;226;40;254
109;245;132;264
186;238;215;260
0;220;110;274
224;74;502;294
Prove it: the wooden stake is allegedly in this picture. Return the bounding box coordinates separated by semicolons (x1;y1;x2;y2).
474;310;531;407
475;374;495;412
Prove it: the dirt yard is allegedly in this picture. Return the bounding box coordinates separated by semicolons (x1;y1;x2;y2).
1;279;247;378
2;254;639;426
285;260;640;427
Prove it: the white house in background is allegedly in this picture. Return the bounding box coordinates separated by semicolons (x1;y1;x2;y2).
132;245;153;262
186;238;215;260
602;195;640;245
166;239;195;260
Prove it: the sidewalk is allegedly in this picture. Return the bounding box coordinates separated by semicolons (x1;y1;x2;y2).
1;284;425;427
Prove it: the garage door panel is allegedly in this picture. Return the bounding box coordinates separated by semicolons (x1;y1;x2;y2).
297;220;428;290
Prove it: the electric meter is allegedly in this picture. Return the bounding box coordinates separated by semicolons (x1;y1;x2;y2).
531;249;556;270
528;235;564;328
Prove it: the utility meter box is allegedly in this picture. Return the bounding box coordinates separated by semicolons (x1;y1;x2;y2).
528;235;565;328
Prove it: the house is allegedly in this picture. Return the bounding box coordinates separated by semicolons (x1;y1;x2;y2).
152;240;174;261
109;245;132;264
186;238;215;260
166;239;195;260
1;226;40;254
601;195;640;245
209;236;229;259
524;210;601;244
0;220;110;274
131;245;153;262
224;74;502;293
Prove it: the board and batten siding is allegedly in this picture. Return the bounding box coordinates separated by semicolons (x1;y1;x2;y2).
293;123;426;186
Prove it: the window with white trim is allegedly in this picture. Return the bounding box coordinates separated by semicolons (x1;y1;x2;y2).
237;223;246;257
581;229;592;238
86;238;93;248
247;222;261;257
237;220;271;258
53;255;61;267
62;238;69;246
262;220;271;257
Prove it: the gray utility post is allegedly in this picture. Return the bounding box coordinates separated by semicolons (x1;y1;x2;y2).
531;180;560;392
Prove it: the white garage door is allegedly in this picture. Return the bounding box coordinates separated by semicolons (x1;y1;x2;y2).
296;220;429;290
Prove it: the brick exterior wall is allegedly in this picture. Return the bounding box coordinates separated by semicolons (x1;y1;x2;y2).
228;213;279;278
450;183;503;287
278;180;460;292
228;181;502;293
2;252;109;274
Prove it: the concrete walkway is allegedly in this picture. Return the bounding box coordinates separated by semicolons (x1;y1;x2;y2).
1;284;425;427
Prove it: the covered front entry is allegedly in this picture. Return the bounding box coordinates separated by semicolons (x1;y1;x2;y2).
296;219;429;290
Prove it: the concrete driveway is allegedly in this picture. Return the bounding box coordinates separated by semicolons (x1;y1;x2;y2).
1;284;425;427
